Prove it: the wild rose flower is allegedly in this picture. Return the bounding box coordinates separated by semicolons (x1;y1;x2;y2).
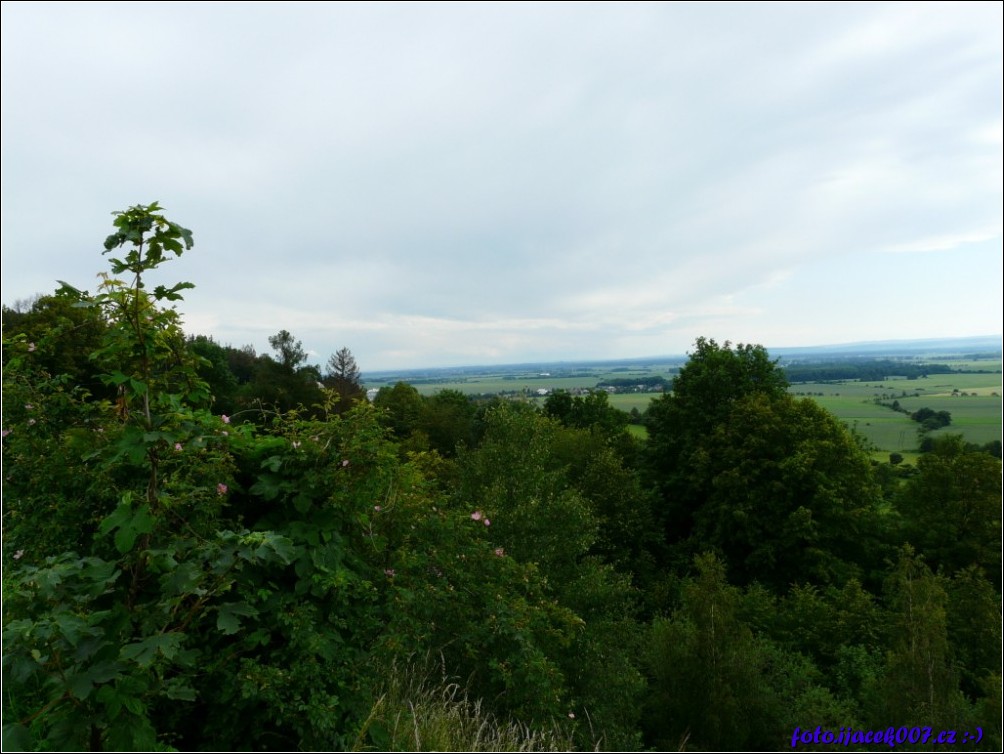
341;459;350;467
494;547;505;557
221;414;230;424
216;483;228;495
483;518;491;527
374;505;382;511
384;568;395;578
470;511;483;522
174;443;183;452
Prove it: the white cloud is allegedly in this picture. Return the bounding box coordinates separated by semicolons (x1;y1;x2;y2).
2;2;1001;369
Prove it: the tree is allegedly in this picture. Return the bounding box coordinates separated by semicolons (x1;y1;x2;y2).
645;338;790;557
255;329;323;414
544;389;629;438
324;346;364;408
268;329;306;370
2;291;110;399
685;393;882;588
420;389;476;456
876;548;969;730
896;435;1002;587
374;382;425;442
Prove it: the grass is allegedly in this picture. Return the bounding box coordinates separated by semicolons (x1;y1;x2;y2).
353;665;587;752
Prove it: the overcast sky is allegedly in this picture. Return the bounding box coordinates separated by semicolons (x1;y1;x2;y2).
2;2;1001;370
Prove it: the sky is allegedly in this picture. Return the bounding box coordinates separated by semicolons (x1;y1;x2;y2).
2;2;1001;371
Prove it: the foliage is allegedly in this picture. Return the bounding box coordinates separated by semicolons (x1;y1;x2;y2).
685;393;883;588
896;435;1002;587
645;338;790;551
873;548;974;731
644;554;856;750
911;407;953;432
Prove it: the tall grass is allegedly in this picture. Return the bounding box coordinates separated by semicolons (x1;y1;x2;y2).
353;664;587;752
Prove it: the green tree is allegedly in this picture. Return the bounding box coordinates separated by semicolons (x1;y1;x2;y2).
374;382;425;443
420;389;476;456
644;553;851;750
875;548;970;731
896;435;1002;587
2;291;110;399
3;203;293;750
268;329;306;370
188;335;240;414
686;393;882;588
323;346;365;410
645;338;789;552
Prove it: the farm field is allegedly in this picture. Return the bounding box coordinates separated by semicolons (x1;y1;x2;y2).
365;361;681;397
787;367;1002;453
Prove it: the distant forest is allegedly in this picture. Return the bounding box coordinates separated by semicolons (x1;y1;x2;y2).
3;204;1001;751
783;359;957;383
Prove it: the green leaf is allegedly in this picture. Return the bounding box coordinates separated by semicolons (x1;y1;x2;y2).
216;602;258;635
1;723;34;752
120;633;183;667
163;679;197;701
105;713;156;751
99;495;134;536
68;673;95;700
108;503;154;554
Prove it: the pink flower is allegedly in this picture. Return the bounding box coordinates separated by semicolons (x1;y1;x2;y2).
483;518;491;527
374;505;382;511
221;414;230;424
470;511;483;522
384;568;395;578
174;443;183;451
494;547;505;557
341;459;350;467
27;343;36;352
216;483;228;495
568;712;576;719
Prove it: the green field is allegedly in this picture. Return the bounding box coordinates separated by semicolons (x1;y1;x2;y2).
787;369;1002;453
365;362;681;397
